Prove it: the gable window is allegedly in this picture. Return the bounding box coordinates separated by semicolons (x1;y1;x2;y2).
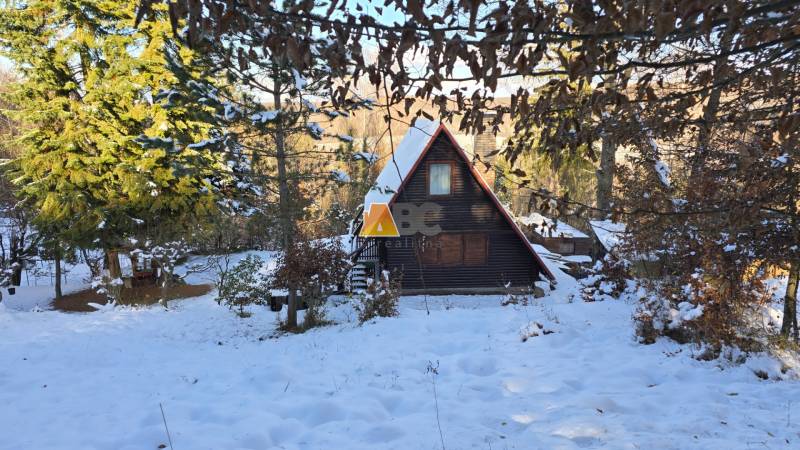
429;163;451;195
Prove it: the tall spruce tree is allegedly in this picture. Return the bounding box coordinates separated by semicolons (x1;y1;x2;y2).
0;1;232;285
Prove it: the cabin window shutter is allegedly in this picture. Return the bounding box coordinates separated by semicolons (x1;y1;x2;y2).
418;236;439;265
463;233;488;265
429;163;451;195
438;233;463;266
418;233;484;266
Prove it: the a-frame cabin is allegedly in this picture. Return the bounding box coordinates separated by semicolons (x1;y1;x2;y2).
351;119;554;295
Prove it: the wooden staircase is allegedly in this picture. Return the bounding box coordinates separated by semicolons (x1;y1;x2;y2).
347;230;380;292
350;263;372;291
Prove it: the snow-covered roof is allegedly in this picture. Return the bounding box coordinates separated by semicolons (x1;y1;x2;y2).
589;220;627;252
358;120;555;280
519;213;589;239
363;119;440;209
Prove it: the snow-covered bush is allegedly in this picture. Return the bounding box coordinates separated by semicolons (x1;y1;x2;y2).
617;143;799;352
633;265;771;351
354;270;400;324
633;290;672;345
216;255;271;317
581;253;630;302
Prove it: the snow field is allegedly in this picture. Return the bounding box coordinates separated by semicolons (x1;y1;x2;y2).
1;287;798;449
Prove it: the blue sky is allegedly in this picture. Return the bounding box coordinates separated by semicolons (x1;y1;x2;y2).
343;0;405;25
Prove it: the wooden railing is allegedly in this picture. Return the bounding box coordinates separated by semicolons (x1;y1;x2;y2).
353;236;381;261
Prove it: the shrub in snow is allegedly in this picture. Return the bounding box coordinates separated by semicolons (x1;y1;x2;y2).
501;283;536;307
209;253;234;294
617;148;800;353
273;239;350;330
216;255;271;317
580;253;631;302
633;266;772;353
354;270;401;324
633;291;673;345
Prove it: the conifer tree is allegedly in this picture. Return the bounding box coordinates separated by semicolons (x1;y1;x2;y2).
0;1;233;285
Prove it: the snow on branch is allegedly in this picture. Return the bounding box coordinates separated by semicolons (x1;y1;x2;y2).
654;160;671;187
353;152;378;164
330;170;350;183
292;69;307;90
307;122;324;138
250;110;279;124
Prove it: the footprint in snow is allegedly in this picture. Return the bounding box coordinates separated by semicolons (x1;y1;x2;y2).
457;356;498;377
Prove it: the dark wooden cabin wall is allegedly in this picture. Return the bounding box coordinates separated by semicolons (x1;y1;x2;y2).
380;133;543;291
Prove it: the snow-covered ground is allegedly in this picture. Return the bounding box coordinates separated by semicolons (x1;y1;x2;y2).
0;258;93;311
1;260;799;450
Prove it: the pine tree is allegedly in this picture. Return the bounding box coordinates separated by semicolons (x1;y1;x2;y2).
0;1;233;285
503;80;599;219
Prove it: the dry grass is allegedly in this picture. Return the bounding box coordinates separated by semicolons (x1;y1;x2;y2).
53;284;213;312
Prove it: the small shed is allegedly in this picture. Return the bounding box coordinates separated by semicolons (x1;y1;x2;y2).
589;219;627;259
519;213;593;256
114;250;158;288
589;219;665;277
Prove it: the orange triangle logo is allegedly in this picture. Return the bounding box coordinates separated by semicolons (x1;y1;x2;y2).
360;203;400;237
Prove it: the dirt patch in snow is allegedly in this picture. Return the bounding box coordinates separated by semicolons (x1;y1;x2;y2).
52;283;213;312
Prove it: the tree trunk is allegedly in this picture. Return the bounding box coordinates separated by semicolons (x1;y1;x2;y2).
54;245;63;300
781;260;799;338
9;230;24;286
691;30;734;179
595;134;615;218
273;74;298;329
106;249;122;280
